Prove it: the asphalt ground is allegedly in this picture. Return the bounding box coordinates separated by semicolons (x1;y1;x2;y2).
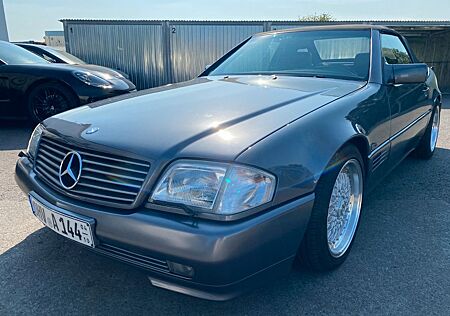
0;98;449;315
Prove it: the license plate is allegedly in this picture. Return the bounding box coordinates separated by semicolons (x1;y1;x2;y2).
30;196;95;247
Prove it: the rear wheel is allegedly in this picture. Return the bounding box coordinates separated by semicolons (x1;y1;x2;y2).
299;144;364;271
27;82;78;123
414;104;441;159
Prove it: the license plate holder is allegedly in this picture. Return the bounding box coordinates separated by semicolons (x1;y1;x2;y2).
29;195;96;248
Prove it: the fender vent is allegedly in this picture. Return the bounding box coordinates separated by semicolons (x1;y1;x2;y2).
371;149;389;171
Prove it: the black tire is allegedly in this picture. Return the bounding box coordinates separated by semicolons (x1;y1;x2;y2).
413;104;441;159
27;82;78;123
298;144;365;271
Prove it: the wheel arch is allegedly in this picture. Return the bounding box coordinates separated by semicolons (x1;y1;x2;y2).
346;134;370;177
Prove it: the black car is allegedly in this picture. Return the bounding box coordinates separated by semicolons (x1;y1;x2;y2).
0;40;136;123
16;43;87;65
16;43;130;79
16;25;441;300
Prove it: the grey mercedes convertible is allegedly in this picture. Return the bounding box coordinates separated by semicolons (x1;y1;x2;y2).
16;25;441;300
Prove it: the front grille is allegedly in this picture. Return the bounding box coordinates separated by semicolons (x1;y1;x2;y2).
34;135;150;206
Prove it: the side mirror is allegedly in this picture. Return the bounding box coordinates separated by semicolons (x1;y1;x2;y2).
393;63;428;84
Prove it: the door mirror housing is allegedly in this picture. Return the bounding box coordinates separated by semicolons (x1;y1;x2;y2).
393;64;428;84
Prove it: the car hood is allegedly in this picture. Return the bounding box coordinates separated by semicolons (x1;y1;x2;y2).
5;63;135;89
45;76;365;162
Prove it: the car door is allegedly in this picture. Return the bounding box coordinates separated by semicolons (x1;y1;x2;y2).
0;61;12;116
381;33;430;164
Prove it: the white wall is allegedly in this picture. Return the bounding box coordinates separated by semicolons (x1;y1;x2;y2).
0;0;8;41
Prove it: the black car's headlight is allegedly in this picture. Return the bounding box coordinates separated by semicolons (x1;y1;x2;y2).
26;124;44;159
150;160;276;215
73;71;112;88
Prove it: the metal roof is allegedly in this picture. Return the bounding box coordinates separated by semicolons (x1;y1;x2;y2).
59;20;450;33
60;19;450;26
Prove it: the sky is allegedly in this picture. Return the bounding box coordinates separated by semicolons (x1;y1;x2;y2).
3;0;450;41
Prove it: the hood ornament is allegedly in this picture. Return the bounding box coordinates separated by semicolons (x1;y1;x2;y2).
85;127;100;135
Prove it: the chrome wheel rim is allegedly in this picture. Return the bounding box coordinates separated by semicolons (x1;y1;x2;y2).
327;159;363;258
430;106;440;152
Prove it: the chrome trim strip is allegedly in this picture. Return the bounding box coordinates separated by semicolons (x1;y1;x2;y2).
368;109;432;159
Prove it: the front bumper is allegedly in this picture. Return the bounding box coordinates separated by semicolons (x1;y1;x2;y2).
15;156;314;300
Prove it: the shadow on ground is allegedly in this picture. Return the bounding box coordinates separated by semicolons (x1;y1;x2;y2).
1;147;449;315
0;120;34;151
441;94;450;109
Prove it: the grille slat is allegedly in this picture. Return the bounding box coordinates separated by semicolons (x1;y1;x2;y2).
39;149;62;164
36;160;59;178
77;182;138;196
80;175;141;189
83;158;148;175
39;143;66;158
81;152;150;168
35;165;60;185
35;135;150;207
69;189;136;203
38;154;60;170
82;167;147;182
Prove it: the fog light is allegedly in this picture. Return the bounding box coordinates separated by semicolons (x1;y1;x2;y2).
167;261;194;278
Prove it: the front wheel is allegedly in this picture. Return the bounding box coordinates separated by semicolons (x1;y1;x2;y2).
298;144;364;271
27;82;78;123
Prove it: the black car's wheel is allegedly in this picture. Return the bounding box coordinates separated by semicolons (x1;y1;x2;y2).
413;104;441;159
27;82;78;123
298;144;364;271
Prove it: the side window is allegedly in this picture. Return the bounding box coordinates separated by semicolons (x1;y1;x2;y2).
381;34;412;64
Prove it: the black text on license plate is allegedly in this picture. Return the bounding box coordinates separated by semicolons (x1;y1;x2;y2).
30;197;95;247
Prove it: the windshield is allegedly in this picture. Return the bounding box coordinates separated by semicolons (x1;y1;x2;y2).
0;41;49;65
208;30;371;81
44;47;86;64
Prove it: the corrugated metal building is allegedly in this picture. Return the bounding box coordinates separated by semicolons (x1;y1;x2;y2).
61;20;450;92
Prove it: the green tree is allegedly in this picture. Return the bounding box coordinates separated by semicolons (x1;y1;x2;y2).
299;13;334;22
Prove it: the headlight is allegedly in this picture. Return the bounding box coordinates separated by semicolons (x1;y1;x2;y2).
26;124;44;158
151;161;276;215
73;71;112;88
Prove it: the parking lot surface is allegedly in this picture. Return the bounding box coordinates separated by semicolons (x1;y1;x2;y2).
1;98;449;315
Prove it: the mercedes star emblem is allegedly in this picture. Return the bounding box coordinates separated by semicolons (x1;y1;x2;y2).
59;151;83;190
